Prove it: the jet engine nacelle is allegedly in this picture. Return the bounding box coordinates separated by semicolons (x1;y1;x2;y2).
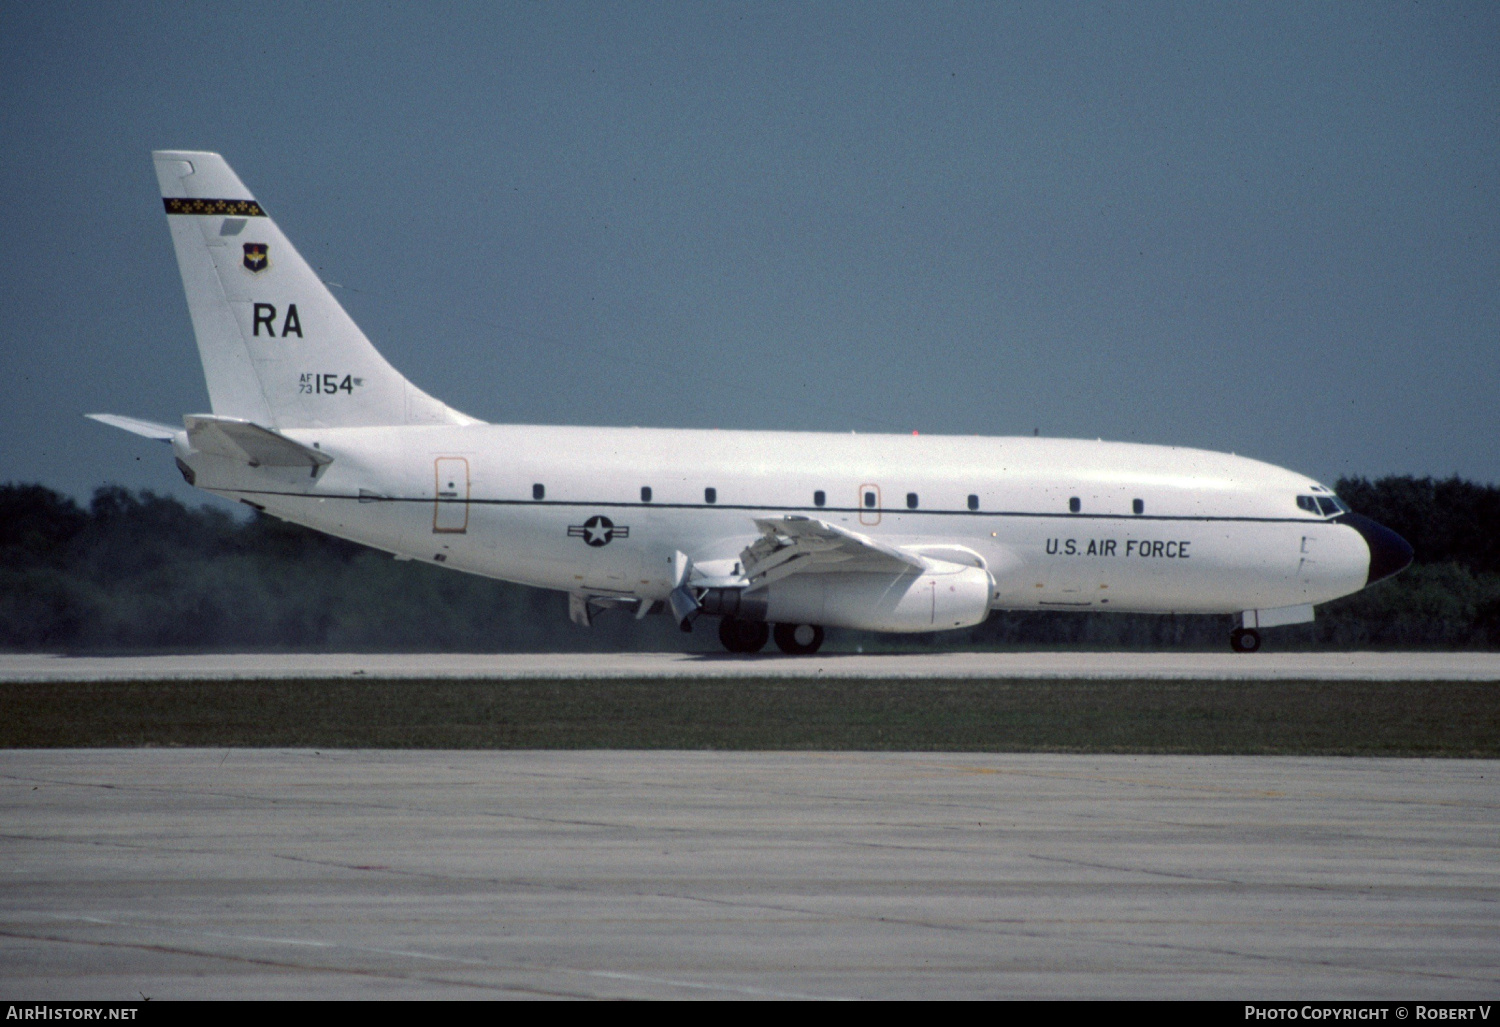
762;561;994;633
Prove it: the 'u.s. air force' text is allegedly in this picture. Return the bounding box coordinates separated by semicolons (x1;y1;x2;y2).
1046;538;1191;558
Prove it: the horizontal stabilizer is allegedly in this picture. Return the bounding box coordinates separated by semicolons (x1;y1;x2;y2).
184;414;332;469
85;413;178;442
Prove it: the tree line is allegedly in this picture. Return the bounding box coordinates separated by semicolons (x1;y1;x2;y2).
1;476;1495;652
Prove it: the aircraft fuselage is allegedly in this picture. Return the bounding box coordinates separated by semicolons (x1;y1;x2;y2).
179;423;1374;621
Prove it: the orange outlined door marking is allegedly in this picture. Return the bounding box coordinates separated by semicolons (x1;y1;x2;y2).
858;483;881;526
433;457;470;533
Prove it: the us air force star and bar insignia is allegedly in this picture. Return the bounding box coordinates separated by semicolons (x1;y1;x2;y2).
242;242;269;273
568;515;628;547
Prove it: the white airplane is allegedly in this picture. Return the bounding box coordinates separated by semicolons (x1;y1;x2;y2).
91;151;1413;655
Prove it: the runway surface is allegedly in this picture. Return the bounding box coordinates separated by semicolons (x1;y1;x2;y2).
4;651;1499;681
2;750;1496;999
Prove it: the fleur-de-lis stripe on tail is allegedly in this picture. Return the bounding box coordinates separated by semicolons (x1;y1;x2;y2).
163;198;266;217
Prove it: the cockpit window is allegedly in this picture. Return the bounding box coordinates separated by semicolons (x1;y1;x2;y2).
1299;494;1349;516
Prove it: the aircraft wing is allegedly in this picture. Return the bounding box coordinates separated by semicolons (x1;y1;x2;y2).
741;514;924;591
183;414;332;469
85;413;178;442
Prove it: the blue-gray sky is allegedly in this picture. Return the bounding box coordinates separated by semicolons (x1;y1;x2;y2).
3;2;1497;508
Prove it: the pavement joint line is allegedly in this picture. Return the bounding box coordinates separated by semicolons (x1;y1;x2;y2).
0;926;592;998
7;764;1499;817
852;755;1500;808
636;884;1500;985
0;770;701;832
5;651;1499;684
564;967;851;1000
1028;852;1246;886
45;913;852;1001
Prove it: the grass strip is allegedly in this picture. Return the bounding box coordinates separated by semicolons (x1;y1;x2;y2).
2;678;1497;755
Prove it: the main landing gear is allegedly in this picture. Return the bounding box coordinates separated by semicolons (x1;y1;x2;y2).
773;622;825;656
717;618;825;655
1229;627;1262;653
718;617;768;654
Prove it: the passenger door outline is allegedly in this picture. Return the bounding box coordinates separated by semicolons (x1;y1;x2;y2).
433;457;470;533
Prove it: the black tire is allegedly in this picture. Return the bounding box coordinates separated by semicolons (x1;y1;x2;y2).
773;623;825;656
1230;627;1262;653
718;616;769;654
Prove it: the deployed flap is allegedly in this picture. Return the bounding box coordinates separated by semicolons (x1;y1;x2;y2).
86;413;178;442
741;515;925;591
570;592;652;628
183;414;332;469
568;592;593;628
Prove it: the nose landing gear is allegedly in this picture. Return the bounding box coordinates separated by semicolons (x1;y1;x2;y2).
1230;627;1262;653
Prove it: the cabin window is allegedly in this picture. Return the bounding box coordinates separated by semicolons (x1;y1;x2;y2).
967;494;979;511
641;486;652;503
864;490;877;509
1069;496;1080;513
814;490;826;508
1297;495;1318;514
704;487;717;504
906;492;919;509
532;483;545;501
1133;498;1144;515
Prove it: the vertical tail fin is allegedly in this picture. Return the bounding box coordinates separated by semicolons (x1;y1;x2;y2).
153;150;475;429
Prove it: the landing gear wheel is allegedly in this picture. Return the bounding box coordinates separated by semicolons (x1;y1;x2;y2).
718;617;769;654
1230;628;1262;653
773;623;825;656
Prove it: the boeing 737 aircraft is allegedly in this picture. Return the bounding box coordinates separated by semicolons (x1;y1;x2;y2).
91;151;1413;654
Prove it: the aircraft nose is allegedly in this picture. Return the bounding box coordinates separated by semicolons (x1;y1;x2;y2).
1335;512;1415;586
